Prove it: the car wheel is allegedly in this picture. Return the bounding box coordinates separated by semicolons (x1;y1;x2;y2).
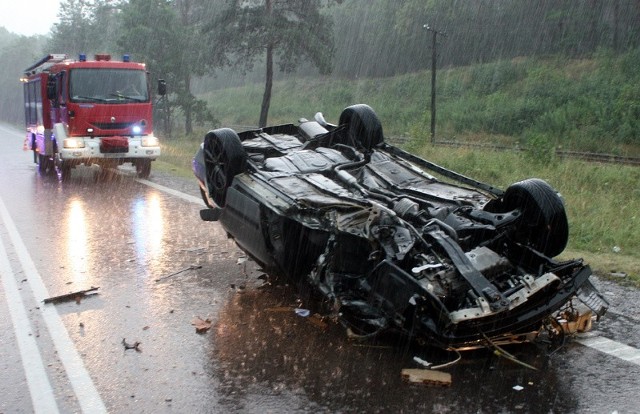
58;162;71;181
54;156;71;182
136;160;152;179
203;128;247;207
486;178;569;257
338;104;384;151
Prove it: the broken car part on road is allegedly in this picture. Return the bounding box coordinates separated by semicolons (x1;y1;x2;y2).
192;104;608;351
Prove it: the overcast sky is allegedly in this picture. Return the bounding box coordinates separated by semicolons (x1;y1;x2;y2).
0;0;62;36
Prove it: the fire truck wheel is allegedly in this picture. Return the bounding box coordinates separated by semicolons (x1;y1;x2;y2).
31;135;37;163
37;154;48;173
56;160;71;181
136;160;152;178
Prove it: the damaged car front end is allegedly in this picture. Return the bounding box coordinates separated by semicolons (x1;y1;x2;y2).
193;104;608;350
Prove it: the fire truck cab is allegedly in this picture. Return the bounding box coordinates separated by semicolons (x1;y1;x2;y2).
22;53;165;180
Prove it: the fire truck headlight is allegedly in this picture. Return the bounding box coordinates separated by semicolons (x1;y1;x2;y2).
63;138;85;149
132;125;142;135
141;136;159;147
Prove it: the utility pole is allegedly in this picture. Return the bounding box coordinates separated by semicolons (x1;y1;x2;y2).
424;25;446;143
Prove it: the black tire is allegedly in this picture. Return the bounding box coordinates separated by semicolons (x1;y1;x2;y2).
55;159;72;182
44;155;55;174
203;128;247;207
37;153;48;173
338;104;384;151
136;160;152;179
486;178;568;257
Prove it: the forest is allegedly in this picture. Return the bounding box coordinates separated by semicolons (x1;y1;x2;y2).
1;0;639;145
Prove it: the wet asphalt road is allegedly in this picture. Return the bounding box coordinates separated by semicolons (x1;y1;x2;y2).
1;124;639;414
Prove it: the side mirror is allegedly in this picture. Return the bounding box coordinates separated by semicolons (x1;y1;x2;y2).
157;79;167;96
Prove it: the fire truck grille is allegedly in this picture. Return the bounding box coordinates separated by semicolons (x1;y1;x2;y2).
100;136;129;153
93;122;134;130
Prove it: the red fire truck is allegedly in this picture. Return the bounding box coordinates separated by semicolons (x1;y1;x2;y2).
22;53;165;180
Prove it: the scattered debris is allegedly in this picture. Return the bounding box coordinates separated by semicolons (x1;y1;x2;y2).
413;356;432;368
401;368;452;387
412;350;462;370
266;306;296;313
255;274;271;289
264;306;328;330
307;314;329;330
155;265;202;282
610;272;627;279
557;308;594;334
122;338;142;352
181;247;208;253
350;343;394;350
192;317;212;334
43;286;100;304
484;333;538;371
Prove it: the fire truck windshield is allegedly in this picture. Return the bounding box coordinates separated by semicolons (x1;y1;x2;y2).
69;68;149;103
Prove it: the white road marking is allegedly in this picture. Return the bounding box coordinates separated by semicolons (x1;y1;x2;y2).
575;334;640;366
0;197;107;413
137;175;640;367
136;178;203;205
0;234;59;413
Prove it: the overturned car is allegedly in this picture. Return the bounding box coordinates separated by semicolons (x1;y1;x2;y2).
193;104;607;350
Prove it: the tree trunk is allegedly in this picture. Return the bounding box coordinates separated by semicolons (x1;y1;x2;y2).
185;74;193;134
612;0;619;51
259;43;273;128
259;0;273;128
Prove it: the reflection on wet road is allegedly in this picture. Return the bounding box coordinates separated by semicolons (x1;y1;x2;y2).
65;198;91;284
1;124;639;413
